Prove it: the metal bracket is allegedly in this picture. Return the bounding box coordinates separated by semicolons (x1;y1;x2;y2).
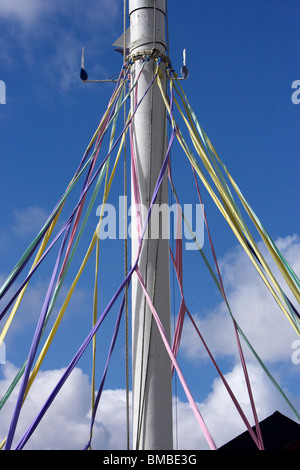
180;49;189;80
79;45;189;84
126;48;170;65
80;47;118;83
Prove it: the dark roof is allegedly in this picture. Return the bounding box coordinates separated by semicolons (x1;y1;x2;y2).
219;411;300;450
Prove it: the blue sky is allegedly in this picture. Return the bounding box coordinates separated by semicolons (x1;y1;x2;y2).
0;0;299;450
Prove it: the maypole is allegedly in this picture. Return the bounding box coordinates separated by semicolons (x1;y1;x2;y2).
128;0;173;450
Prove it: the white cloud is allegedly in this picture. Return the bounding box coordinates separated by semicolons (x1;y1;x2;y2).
0;236;298;450
0;206;49;258
0;0;118;27
180;234;300;365
1;276;87;349
1;360;298;450
0;363;129;450
193;361;299;449
174;234;300;448
93;388;131;450
0;0;46;24
0;0;121;90
0;363;93;449
10;206;49;239
174;363;273;449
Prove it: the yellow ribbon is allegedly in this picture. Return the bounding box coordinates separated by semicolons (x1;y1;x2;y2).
156;69;299;335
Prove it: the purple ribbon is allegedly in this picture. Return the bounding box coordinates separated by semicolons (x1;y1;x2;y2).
5;219;72;449
5;66;173;450
0;67;128;306
0;67;146;323
14;123;176;451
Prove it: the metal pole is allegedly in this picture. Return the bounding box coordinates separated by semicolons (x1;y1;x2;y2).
129;0;173;450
